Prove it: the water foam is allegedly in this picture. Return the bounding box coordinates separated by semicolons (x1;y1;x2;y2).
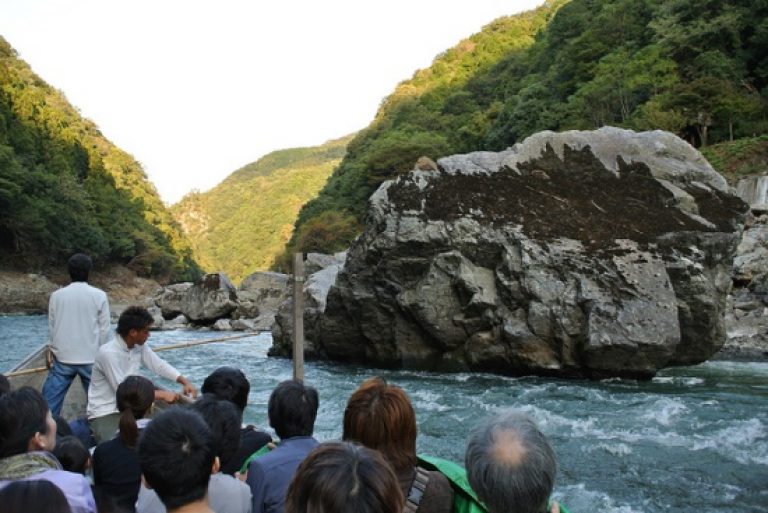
692;418;768;465
640;397;689;426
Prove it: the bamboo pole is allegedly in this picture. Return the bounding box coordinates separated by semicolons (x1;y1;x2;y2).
5;332;260;378
292;252;305;382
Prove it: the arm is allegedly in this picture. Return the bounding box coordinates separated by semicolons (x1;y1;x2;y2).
141;346;198;397
97;294;111;346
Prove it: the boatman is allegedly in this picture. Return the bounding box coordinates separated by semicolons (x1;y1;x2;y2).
87;306;198;443
42;253;111;418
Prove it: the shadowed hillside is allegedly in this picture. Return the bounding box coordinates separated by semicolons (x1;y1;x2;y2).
0;37;200;281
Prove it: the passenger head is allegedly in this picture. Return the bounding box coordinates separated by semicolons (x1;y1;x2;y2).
0;374;10;397
201;367;250;417
117;375;155;448
465;411;557;513
191;394;242;470
67;253;93;282
138;408;215;511
285;441;403;513
342;376;416;472
116;306;154;339
52;435;90;474
268;380;318;440
0;479;72;513
0;387;57;457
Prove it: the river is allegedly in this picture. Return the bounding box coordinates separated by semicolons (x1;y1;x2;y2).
1;315;766;513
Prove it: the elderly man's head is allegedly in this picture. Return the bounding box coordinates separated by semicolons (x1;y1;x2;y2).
465;412;557;513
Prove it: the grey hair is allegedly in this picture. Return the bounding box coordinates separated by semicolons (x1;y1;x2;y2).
465;411;556;513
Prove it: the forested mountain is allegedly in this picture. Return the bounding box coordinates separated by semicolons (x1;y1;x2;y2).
287;0;768;257
0;37;200;281
171;136;351;282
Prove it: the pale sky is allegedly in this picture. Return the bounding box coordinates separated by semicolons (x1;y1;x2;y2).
0;0;544;204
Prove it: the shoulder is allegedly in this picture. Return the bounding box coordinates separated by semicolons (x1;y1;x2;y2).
422;469;454;513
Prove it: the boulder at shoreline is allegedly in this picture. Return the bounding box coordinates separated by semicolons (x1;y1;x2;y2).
293;128;748;379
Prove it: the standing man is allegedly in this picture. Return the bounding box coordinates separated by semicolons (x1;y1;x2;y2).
42;253;110;418
87;306;198;443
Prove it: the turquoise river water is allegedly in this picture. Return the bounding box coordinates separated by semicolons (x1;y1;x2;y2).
1;315;766;513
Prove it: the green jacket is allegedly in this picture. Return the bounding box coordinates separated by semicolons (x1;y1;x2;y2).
417;454;570;513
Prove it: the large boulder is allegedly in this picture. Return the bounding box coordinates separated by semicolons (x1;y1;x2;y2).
308;128;748;379
234;271;289;328
180;273;239;324
154;282;193;319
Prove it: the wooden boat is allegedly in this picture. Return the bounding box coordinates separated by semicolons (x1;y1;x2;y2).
4;333;257;420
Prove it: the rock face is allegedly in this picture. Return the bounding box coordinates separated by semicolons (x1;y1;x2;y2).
180;273;239;324
310;128;748;379
718;176;768;360
271;253;346;357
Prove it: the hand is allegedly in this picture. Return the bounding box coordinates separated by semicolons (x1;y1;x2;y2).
177;376;198;398
155;389;181;404
550;501;560;513
235;470;248;482
46;348;54;369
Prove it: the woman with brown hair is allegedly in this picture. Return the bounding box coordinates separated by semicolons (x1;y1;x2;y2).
285;441;403;513
343;377;453;513
92;375;155;512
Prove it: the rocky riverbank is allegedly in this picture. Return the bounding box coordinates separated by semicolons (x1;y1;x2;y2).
0;265;161;316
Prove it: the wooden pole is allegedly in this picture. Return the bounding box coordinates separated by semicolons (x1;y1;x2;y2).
4;333;259;379
292;252;305;382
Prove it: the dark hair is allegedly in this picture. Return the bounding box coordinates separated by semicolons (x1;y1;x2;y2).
0;387;51;458
53;435;90;474
285;441;403;513
116;306;154;337
0;479;72;513
201;367;250;415
191;394;242;468
117;375;155;448
0;374;10;397
343;377;416;472
465;412;557;513
67;253;93;282
268;380;318;439
138;408;214;510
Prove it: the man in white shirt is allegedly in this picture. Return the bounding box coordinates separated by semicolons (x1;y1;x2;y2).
87;306;198;443
42;253;111;417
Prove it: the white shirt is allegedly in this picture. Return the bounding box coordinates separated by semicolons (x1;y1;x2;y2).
87;334;181;419
48;282;111;364
136;472;252;513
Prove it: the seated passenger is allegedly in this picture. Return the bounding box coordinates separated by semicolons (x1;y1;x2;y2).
0;387;95;513
138;408;216;513
137;395;252;513
285;441;403;513
93;375;155;512
201;367;271;475
87;306;198;444
245;380;319;513
343;377;453;513
465;411;561;513
0;478;73;513
52;436;90;475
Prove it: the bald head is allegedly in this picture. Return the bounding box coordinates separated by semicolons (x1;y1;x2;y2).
465;412;556;513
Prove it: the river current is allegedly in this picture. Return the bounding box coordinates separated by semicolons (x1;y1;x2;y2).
1;315;766;513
